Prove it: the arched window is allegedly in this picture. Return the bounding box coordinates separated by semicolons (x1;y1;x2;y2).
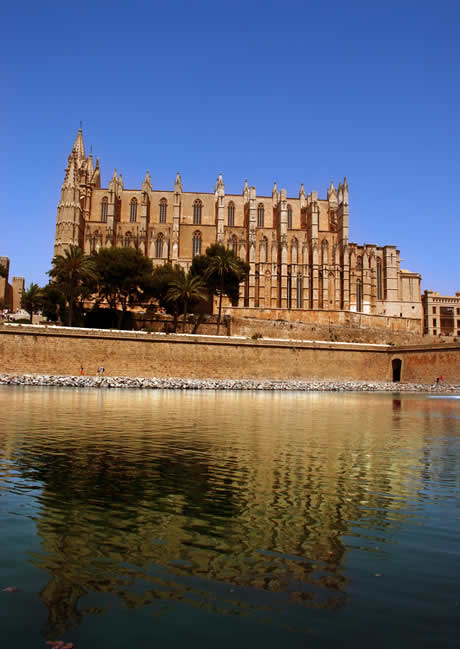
257;203;264;228
356;279;362;312
231;234;238;255
377;258;383;300
159;198;167;224
356;255;362;270
192;231;202;257
101;197;108;222
296;274;303;308
130;198;138;223
124;231;132;247
92;230;101;252
287;205;293;229
193;200;202;225
228;202;235;227
155;233;164;258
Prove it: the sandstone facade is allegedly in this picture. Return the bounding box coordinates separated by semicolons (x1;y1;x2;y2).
54;129;422;330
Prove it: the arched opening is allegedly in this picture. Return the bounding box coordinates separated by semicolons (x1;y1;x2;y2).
392;358;402;382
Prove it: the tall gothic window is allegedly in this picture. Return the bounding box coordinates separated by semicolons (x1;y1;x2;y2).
192;231;202;257
130;198;138;223
101;197;108;222
296;274;303;308
193;200;202;225
356;279;362;312
257;203;264;228
377;257;383;300
287;205;293;229
356;255;362;270
231;235;238;255
228;202;235;226
159;198;167;224
155;233;164;258
287;273;292;309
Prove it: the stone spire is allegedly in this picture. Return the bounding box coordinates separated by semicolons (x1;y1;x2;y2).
343;177;349;204
86;152;94;176
142;170;152;192
327;180;338;207
272;181;279;206
72;127;86;161
215;172;225;194
174;171;183;193
62;154;77;189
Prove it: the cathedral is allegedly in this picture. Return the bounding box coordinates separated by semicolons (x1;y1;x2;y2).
54;129;423;330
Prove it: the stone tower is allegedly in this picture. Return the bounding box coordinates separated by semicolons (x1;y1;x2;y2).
54;128;100;257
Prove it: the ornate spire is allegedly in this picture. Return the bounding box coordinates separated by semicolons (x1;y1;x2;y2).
86;153;94;176
72;127;85;161
62;155;77;189
174;171;182;192
299;183;305;199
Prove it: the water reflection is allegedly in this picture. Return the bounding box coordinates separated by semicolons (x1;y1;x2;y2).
0;388;458;639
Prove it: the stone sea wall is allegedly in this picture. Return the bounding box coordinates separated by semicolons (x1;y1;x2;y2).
0;324;459;384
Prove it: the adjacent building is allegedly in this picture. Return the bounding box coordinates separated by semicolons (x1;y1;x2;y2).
0;256;25;311
54;129;423;332
422;291;460;337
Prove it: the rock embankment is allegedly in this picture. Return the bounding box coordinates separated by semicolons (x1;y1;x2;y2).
0;374;458;393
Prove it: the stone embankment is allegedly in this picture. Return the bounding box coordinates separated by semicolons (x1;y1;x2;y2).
0;374;459;393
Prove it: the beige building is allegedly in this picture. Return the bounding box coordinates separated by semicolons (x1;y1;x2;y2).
54;129;423;330
422;290;460;337
0;257;24;311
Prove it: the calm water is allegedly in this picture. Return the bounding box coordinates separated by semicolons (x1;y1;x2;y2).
0;388;459;649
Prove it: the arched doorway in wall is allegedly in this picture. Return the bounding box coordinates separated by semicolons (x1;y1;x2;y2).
392;358;402;382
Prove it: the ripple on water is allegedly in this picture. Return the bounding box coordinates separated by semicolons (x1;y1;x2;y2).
0;388;459;649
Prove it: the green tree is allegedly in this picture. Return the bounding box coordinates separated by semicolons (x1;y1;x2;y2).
166;270;208;332
191;243;249;334
40;283;67;323
150;263;185;331
20;283;42;318
92;247;154;329
49;246;97;326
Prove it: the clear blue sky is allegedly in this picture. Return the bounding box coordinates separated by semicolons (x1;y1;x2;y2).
2;0;459;294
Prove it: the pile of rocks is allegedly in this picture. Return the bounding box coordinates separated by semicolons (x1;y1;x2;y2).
0;373;458;393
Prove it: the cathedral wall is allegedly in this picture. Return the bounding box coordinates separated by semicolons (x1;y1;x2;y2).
226;307;423;335
1;326;458;383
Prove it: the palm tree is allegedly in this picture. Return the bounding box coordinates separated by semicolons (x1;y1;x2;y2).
203;244;248;334
20;283;42;319
49;246;97;326
166;271;208;332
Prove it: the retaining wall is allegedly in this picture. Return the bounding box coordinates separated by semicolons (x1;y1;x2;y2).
1;325;458;383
